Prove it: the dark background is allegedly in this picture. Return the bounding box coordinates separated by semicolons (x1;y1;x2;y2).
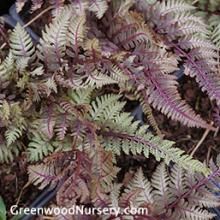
0;0;16;15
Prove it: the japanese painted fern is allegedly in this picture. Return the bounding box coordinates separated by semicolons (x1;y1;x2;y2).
1;0;220;219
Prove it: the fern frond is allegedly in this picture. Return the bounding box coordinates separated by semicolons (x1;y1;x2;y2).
39;106;56;140
0;62;7;82
211;24;220;48
90;94;124;122
107;11;156;50
10;24;35;60
169;165;186;197
156;163;220;219
133;45;209;130
44;77;58;95
15;57;29;73
10;103;25;126
175;45;220;105
82;70;118;88
38;8;71;70
110;64;129;83
49;0;65;17
67;15;87;54
102;8;213;130
85;37;101;51
30;66;44;77
91;149;119;188
1;52;15;81
68;88;94;105
135;90;163;136
59;100;90;117
28;163;57;189
142;0;220;105
188;190;220;208
120;162;220;219
151;163;173;211
178;36;216;50
0;100;10;121
54;114;68;140
57;172;90;205
119;187;142;208
144;71;213;130
89;0;108;19
28;135;55;161
0;142;20;163
127;168;154;205
173;200;216;220
159;0;194;16
5;126;24;146
108;183;122;208
56;152;91;206
100;106;209;174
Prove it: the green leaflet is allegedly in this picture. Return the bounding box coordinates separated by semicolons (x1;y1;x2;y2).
0;196;6;220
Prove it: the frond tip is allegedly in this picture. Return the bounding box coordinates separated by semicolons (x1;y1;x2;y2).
143;72;214;130
94;94;210;175
28;135;55;162
89;0;108;18
10;24;35;60
121;163;220;219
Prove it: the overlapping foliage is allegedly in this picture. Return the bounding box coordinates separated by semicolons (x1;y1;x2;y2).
1;0;220;219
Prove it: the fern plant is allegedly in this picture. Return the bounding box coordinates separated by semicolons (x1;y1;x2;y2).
0;0;220;219
28;155;220;219
25;88;207;172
